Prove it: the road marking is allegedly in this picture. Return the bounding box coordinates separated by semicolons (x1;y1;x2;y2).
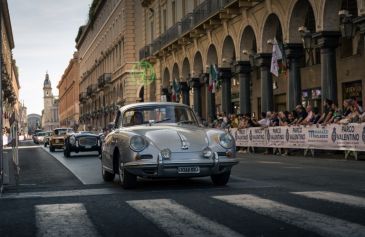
2;188;121;199
127;199;243;237
292;191;365;209
213;194;365;237
35;203;98;237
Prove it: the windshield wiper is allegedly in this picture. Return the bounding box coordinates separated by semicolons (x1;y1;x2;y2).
177;120;195;125
155;118;171;123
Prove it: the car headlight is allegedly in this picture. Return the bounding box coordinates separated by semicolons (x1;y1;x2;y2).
69;136;76;145
202;147;213;158
129;135;147;152
219;133;234;149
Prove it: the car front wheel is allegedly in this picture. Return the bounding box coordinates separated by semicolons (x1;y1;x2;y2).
211;170;231;186
64;145;71;157
118;157;137;189
102;165;115;182
49;145;55;152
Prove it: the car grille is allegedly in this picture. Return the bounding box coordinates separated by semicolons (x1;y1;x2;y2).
53;138;64;144
79;137;97;146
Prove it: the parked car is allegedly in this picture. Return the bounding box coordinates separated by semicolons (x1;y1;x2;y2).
49;128;74;152
43;131;53;147
63;132;102;157
101;102;238;189
32;130;43;144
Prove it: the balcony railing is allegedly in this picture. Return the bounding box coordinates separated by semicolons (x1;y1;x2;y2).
140;0;256;59
139;45;151;60
97;73;112;88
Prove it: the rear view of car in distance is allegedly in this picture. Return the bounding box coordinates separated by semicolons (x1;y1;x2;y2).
35;131;47;144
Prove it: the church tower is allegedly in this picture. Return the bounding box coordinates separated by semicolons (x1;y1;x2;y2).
43;72;53;113
42;72;54;129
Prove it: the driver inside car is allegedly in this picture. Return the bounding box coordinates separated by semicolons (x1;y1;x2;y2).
131;111;143;125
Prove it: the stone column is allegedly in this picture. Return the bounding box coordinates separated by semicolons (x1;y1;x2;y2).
254;53;273;113
206;75;216;120
285;43;304;111
219;68;232;114
180;82;190;106
313;31;340;106
235;61;251;114
191;78;202;117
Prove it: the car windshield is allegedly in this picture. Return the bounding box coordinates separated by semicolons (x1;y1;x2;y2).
54;129;70;135
37;132;46;136
121;105;198;127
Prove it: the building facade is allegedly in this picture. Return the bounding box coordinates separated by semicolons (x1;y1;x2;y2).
42;73;59;131
76;0;145;131
139;0;365;121
27;114;41;135
57;52;80;129
1;0;20;132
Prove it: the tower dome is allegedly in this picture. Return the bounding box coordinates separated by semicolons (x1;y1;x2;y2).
43;72;51;88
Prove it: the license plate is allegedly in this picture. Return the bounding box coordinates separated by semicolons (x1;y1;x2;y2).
178;166;200;174
85;145;92;149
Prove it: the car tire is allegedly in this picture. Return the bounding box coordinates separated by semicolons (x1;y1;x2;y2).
49;145;55;152
118;157;137;189
211;170;231;186
102;165;115;182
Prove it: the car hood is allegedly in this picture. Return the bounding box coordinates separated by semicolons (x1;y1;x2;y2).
126;125;209;152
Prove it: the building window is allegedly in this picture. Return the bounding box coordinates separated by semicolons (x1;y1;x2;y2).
172;1;176;24
343;80;363;107
302;88;321;112
150;20;154;42
182;0;186;16
163;9;167;33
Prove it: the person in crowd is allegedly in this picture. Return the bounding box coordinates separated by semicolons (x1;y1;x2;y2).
278;111;289;126
317;99;334;124
270;112;280;127
342;99;353;118
301;105;314;125
310;107;321;124
287;111;296;125
258;111;271;127
295;105;308;125
328;102;342;124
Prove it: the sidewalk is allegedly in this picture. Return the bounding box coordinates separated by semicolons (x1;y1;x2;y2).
2;141;82;193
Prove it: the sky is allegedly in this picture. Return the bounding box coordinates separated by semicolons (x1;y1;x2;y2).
8;0;92;115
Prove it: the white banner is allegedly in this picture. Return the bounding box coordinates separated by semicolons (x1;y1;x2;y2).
230;123;365;151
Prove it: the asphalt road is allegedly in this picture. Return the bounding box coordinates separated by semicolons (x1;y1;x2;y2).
1;142;365;237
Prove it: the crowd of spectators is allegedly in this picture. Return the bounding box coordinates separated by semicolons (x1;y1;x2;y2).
209;98;365;129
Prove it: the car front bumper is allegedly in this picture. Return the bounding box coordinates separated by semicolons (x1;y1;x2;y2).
124;152;238;178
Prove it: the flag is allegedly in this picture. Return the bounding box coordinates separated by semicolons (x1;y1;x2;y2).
270;38;282;77
209;64;218;93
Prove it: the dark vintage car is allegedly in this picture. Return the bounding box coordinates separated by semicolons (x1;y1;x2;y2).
63;132;102;157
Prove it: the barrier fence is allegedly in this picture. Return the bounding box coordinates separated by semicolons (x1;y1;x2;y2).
230;123;365;154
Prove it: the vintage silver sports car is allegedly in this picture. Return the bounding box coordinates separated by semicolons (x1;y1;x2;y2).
101;102;238;189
